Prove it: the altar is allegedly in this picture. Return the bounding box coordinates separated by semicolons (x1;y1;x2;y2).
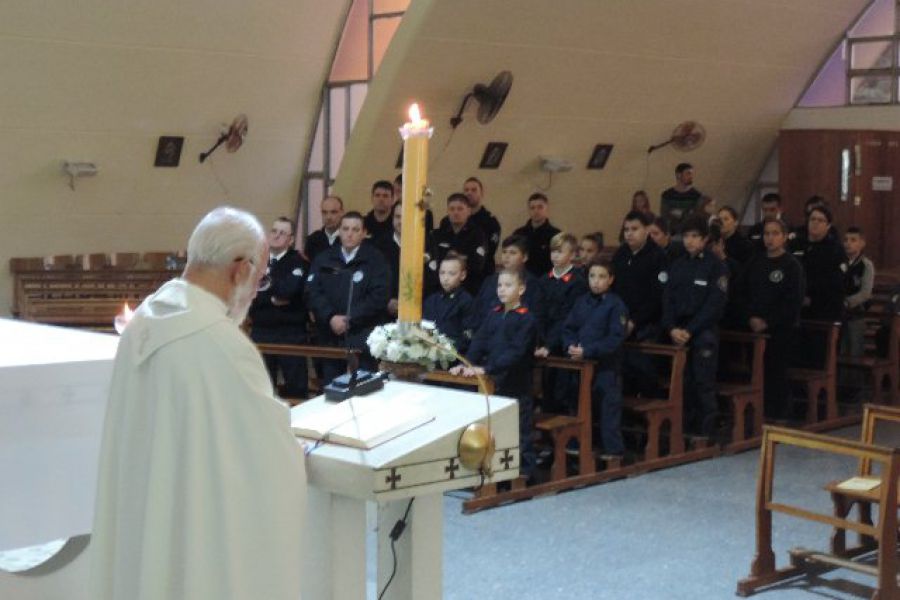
294;381;521;600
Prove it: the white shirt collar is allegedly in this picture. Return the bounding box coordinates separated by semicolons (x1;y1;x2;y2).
393;232;401;247
341;245;360;264
551;265;574;279
270;249;288;262
325;229;339;244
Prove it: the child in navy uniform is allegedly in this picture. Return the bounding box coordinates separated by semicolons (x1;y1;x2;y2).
562;259;628;457
841;227;875;358
536;232;588;413
472;235;546;335
662;216;728;438
453;269;538;479
422;252;475;354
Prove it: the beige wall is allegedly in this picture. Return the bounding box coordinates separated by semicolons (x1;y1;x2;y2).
783;106;900;131
0;1;349;315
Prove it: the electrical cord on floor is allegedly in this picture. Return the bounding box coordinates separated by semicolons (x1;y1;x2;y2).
377;498;415;600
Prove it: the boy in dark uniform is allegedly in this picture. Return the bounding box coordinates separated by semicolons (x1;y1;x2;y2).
562;259;629;458
423;252;475;354
748;192;786;251
452;269;538;479
250;217;310;399
431;193;488;296
513;192;561;277
662;216;728;437
535;233;588;412
576;232;604;277
307;212;390;383
738;218;804;419
472;235;546;336
612;210;668;397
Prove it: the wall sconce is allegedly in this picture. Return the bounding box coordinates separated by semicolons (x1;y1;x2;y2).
62;161;98;190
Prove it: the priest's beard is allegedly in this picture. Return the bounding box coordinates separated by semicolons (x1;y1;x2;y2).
227;273;257;326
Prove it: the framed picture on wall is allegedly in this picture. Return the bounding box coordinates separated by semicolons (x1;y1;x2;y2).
155;136;184;167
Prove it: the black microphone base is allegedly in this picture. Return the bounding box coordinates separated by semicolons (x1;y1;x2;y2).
323;370;385;402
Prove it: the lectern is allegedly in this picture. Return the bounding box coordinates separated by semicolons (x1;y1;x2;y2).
293;381;520;600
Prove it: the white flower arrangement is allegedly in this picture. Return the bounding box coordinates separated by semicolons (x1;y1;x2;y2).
366;320;458;370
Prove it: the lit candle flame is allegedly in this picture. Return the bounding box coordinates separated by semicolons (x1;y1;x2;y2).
114;302;134;334
408;102;421;123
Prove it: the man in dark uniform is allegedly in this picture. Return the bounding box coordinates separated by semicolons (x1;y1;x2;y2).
461;177;502;279
363;180;396;246
431;193;488;295
513;192;561;277
792;204;847;322
660;162;702;237
304;195;343;263
250;217;310;400
307;211;390;383
612;210;668;397
661;216;728;437
747;192;784;250
647;216;685;266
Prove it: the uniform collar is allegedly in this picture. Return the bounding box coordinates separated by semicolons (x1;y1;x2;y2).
549;265;574;280
270;249;288;262
341;245;360;264
324;228;339;244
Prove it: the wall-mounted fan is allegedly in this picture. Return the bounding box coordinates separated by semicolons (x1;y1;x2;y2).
199;114;249;163
450;71;513;129
647;121;706;154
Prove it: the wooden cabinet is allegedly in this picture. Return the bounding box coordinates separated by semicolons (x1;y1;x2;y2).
779;129;900;268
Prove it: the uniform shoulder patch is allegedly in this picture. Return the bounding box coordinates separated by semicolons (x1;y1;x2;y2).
352;270;364;283
658;271;668;283
307;273;315;282
717;275;728;293
769;269;783;283
292;267;303;277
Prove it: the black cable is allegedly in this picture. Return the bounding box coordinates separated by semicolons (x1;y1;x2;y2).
377;498;415;600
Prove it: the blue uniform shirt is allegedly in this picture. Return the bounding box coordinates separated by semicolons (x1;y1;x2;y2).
422;287;476;354
661;251;728;336
466;305;537;397
562;291;628;369
539;267;588;354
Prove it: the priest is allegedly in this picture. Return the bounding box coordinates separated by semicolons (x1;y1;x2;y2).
89;207;308;600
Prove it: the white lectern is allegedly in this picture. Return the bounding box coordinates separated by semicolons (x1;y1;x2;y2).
293;381;520;600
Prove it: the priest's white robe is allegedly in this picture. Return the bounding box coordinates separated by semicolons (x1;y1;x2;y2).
89;279;307;600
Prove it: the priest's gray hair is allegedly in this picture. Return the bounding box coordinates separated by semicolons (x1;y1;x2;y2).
187;206;266;268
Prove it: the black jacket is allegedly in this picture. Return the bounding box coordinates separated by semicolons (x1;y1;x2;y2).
249;249;309;331
611;239;668;332
661;251;728;335
513;220;561;277
467;305;537;398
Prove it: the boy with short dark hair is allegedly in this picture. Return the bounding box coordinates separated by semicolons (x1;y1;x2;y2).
842;227;875;358
562;258;629;457
422;252;475;354
661;216;728;437
431;193;488;295
452;269;538;479
576;232;605;277
472;234;546;334
513;192;561;277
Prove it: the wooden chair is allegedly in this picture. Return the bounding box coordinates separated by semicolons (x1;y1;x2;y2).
718;331;767;452
824;404;900;557
737;425;900;599
533;356;598;481
623;342;687;461
839;315;900;406
787;320;841;424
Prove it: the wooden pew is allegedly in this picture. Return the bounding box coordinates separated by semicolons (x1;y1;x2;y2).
825;404;900;557
838;314;900;406
737;425;900;598
533;356;599;481
623;341;688;461
787;320;841;426
718;330;767;453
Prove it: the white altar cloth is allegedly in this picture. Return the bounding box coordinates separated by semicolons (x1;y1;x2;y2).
0;319;118;551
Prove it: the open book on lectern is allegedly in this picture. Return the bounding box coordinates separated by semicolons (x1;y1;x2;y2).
291;392;435;450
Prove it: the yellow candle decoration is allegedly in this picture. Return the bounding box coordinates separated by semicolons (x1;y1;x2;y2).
397;103;433;324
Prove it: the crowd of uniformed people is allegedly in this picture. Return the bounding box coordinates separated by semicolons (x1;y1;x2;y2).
249;162;888;480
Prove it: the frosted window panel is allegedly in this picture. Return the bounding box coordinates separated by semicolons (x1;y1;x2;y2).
373;0;409;15
329;87;347;174
307;178;325;233
330;0;369;82
851;40;893;70
373;16;402;73
309;106;325;172
349;83;368;130
850;76;892;104
849;0;895;37
798;44;847;107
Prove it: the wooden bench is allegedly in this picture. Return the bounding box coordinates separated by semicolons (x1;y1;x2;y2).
838;314;900;406
825;404;900;557
787;320;841;425
623;341;687;461
737;425;900;598
533;356;600;481
718;330;767;452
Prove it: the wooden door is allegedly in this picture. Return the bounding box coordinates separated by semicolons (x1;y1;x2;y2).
779;129;900;268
